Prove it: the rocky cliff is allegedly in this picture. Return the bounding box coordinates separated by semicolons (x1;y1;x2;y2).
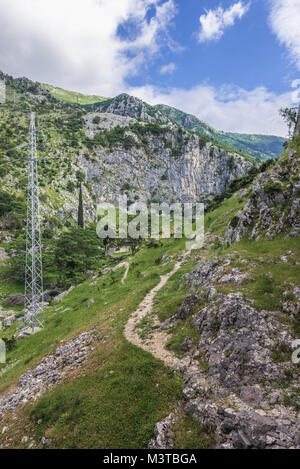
0;71;258;225
81;112;256;206
225;146;300;243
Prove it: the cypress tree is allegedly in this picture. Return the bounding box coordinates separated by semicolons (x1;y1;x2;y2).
78;183;84;228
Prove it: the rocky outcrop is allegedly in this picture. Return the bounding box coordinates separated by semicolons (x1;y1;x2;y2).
148;411;179;449
154;253;300;449
0;328;100;418
185;398;300;449
3;293;24;307
150;351;300;449
225;149;300;243
178;256;299;392
0;248;9;261
93;94;170;124
192;292;295;390
53;286;74;302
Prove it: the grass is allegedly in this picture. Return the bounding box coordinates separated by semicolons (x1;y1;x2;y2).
221;237;300;314
165;319;200;358
0;260;24;312
134;312;156;342
271;342;292;363
0;262;23;296
283;387;300;411
205;192;248;236
42;84;107;105
172;411;215;449
27;342;182;449
154;254;200;323
0;238;184;391
0;237;205;449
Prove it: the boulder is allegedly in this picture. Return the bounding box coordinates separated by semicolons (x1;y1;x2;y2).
3;293;24;307
0;248;9;261
53;286;74;302
240;385;264;406
176;295;199;320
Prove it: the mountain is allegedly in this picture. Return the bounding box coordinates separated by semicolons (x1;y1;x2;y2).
0;70;299;450
156;104;286;161
40;85;286;161
0;72;258;223
86;93;171;124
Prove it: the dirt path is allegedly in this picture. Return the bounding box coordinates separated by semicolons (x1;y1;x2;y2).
124;252;189;367
120;262;130;284
108;261;130;284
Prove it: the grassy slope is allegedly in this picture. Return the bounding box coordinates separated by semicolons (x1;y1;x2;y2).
0;237;200;449
153;190;300;359
1;189;299;447
42;84;107;105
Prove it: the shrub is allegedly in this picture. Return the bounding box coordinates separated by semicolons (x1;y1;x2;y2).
230;216;240;228
264;182;283;194
92;116;100;125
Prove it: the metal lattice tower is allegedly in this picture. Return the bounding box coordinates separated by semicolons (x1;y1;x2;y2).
24;112;44;332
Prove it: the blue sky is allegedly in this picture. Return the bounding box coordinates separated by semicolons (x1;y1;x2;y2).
125;0;298;94
0;0;299;135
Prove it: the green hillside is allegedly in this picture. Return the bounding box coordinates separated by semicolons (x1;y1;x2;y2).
42;83;107;105
156;104;286;161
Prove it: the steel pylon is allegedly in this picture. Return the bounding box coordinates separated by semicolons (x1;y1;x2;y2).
23;112;44;332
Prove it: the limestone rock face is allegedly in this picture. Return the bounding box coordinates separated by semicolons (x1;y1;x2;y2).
151;251;299;449
192;292;294;389
80;114;255;207
0;71;259;227
225;149;300;243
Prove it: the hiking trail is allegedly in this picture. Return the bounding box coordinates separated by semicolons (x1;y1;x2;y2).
124;251;190;367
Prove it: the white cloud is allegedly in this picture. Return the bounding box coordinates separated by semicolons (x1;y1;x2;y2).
129;83;293;136
268;0;300;70
160;62;177;74
0;0;176;95
197;1;250;43
0;0;294;137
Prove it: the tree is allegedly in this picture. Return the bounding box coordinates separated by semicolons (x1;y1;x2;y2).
126;236;143;255
78;183;84;228
54;226;102;287
294;104;300;138
279;107;298;138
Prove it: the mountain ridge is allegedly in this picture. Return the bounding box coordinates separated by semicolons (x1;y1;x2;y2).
37;81;285;161
156;103;286;161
